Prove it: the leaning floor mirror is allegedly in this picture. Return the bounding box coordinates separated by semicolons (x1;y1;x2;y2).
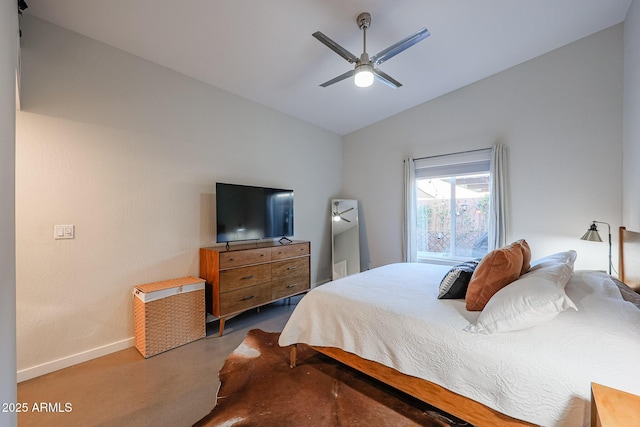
331;199;361;280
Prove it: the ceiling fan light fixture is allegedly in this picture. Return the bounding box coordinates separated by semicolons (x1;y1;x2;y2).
354;64;374;87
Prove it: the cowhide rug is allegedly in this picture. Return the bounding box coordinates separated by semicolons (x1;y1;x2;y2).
194;329;471;427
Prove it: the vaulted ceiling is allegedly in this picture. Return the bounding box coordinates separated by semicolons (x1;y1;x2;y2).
24;0;632;135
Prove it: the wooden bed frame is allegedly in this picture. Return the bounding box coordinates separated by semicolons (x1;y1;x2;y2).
619;226;640;292
288;344;535;427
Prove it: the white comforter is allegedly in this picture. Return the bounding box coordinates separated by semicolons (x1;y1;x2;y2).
278;263;640;427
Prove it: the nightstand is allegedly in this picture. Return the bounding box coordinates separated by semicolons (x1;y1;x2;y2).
591;382;640;427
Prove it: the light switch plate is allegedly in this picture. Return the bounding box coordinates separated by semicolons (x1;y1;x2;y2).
54;225;75;240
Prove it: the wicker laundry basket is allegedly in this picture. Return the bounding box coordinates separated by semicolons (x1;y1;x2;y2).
133;276;206;358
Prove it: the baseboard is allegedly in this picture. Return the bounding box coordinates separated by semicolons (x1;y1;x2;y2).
17;337;135;383
18;280;330;382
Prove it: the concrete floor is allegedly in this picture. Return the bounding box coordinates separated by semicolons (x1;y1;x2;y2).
17;297;301;427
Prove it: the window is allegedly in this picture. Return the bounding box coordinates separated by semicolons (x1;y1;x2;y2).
413;149;492;262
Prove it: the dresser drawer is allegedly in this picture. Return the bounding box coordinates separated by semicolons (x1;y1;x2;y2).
271;243;310;260
219;264;271;293
219;248;271;269
220;283;271;315
271;272;310;300
272;257;309;279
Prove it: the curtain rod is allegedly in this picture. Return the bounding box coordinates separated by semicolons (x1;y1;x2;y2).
409;146;492;162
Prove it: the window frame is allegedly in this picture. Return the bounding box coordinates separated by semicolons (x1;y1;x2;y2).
413;148;492;264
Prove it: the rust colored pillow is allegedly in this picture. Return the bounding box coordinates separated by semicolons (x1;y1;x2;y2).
518;239;531;275
466;241;525;311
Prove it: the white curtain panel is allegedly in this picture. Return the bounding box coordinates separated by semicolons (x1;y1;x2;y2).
489;144;508;251
402;157;417;262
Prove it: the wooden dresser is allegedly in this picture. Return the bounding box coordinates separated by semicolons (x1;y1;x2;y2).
199;240;310;335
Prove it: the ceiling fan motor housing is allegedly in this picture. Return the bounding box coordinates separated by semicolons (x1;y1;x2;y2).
357;12;371;30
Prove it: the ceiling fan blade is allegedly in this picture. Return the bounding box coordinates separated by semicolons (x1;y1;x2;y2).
312;31;358;64
374;69;402;89
341;217;351;223
338;207;354;215
320;69;355;87
370;28;430;66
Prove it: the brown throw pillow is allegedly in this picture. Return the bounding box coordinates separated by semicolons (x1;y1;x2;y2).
518;239;531;275
466;241;525;311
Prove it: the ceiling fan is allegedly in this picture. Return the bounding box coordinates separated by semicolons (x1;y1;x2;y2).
313;12;430;89
333;202;354;222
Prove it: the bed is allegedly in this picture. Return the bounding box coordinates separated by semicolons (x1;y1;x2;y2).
278;253;640;426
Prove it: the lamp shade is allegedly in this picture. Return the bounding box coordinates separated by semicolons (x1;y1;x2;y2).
354;64;374;87
581;223;602;242
580;220;612;275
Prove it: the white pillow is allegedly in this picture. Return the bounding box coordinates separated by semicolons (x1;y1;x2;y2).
464;263;577;334
528;250;577;272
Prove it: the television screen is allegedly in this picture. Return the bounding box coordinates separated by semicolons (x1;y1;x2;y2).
216;182;294;243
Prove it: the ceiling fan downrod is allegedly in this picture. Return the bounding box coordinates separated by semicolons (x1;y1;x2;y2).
357;12;371;54
355;12;374;87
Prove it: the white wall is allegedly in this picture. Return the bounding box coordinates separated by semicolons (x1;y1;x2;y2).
624;0;640;229
343;25;623;271
16;16;341;380
0;1;18;425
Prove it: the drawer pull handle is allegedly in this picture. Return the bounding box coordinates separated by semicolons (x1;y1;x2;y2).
287;266;298;271
240;295;255;301
241;275;254;280
287;283;298;288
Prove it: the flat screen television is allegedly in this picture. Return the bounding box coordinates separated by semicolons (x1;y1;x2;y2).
216;182;294;243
